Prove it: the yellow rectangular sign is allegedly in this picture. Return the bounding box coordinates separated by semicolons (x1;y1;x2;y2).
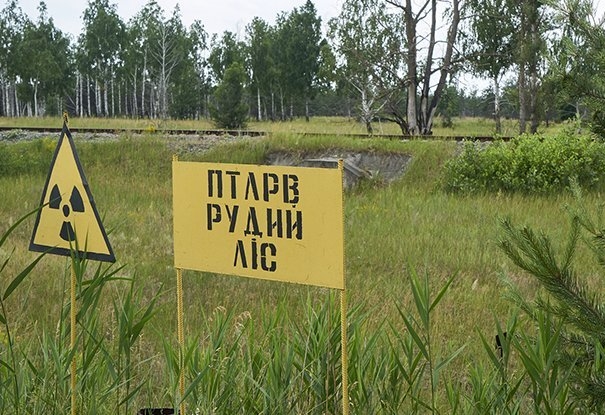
173;161;344;289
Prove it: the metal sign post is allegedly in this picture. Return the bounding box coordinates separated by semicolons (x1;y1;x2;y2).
29;116;115;415
172;159;347;413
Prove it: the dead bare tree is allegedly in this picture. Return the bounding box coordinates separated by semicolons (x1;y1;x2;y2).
386;0;462;135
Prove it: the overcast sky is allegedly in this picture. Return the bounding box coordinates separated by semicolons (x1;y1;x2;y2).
16;0;343;39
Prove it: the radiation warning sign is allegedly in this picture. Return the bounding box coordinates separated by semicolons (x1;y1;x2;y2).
173;161;344;289
29;122;115;263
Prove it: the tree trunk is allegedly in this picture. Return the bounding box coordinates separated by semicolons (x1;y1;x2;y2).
86;75;91;117
529;14;540;134
33;82;38;117
1;81;5;116
78;74;83;117
5;81;11;117
104;80;109;117
347;97;352;119
424;0;460;135
75;74;79;117
280;88;285;121
125;83;130;116
518;63;527;134
493;75;502;134
160;72;167;119
14;83;19;117
132;71;138;118
111;78;115;117
7;84;11;116
529;69;539;134
360;88;373;134
141;50;147;117
95;79;101;116
150;86;153;118
419;0;437;133
405;0;418;135
257;86;262;121
305;97;310;122
518;3;532;135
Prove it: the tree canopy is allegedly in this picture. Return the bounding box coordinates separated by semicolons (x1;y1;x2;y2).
1;0;604;136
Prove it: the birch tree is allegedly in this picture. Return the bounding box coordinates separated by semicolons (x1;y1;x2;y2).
329;0;404;134
79;0;126;117
464;0;515;133
514;0;548;134
0;1;27;116
150;5;187;119
14;2;71;116
387;0;462;135
246;17;274;121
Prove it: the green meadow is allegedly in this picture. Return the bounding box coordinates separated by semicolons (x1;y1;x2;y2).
0;117;601;413
0;114;561;137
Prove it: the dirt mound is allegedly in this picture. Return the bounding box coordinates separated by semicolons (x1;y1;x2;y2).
266;150;411;188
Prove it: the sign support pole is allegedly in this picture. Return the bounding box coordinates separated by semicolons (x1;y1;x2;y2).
176;267;186;415
173;157;346;413
337;159;349;415
340;289;349;415
173;154;186;414
173;154;186;415
70;261;77;415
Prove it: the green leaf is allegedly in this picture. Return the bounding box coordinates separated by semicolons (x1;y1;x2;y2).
0;250;14;275
396;304;429;360
117;381;145;406
0;358;14;373
0;204;42;248
429;274;455;313
3;252;46;300
409;268;429;328
433;344;467;383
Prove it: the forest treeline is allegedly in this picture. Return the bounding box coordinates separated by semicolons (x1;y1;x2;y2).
1;0;604;135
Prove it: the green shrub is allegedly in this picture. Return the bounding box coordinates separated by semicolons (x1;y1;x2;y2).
443;133;605;194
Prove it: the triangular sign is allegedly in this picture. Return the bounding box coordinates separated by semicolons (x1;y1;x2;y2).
29;121;115;263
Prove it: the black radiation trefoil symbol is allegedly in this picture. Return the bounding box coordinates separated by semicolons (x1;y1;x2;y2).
48;184;85;241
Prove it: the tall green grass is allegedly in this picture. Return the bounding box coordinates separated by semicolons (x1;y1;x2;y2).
1;132;602;412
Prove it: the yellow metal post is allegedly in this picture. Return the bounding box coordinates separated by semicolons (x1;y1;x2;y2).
340;289;349;415
176;267;185;415
337;159;349;415
174;154;186;415
70;263;77;415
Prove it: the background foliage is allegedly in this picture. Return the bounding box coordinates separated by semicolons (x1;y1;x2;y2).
443;132;605;193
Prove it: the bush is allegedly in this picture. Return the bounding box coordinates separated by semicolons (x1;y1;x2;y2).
443;133;605;194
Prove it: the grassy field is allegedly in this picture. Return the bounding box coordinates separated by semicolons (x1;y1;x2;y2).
0;118;600;413
0;114;564;137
